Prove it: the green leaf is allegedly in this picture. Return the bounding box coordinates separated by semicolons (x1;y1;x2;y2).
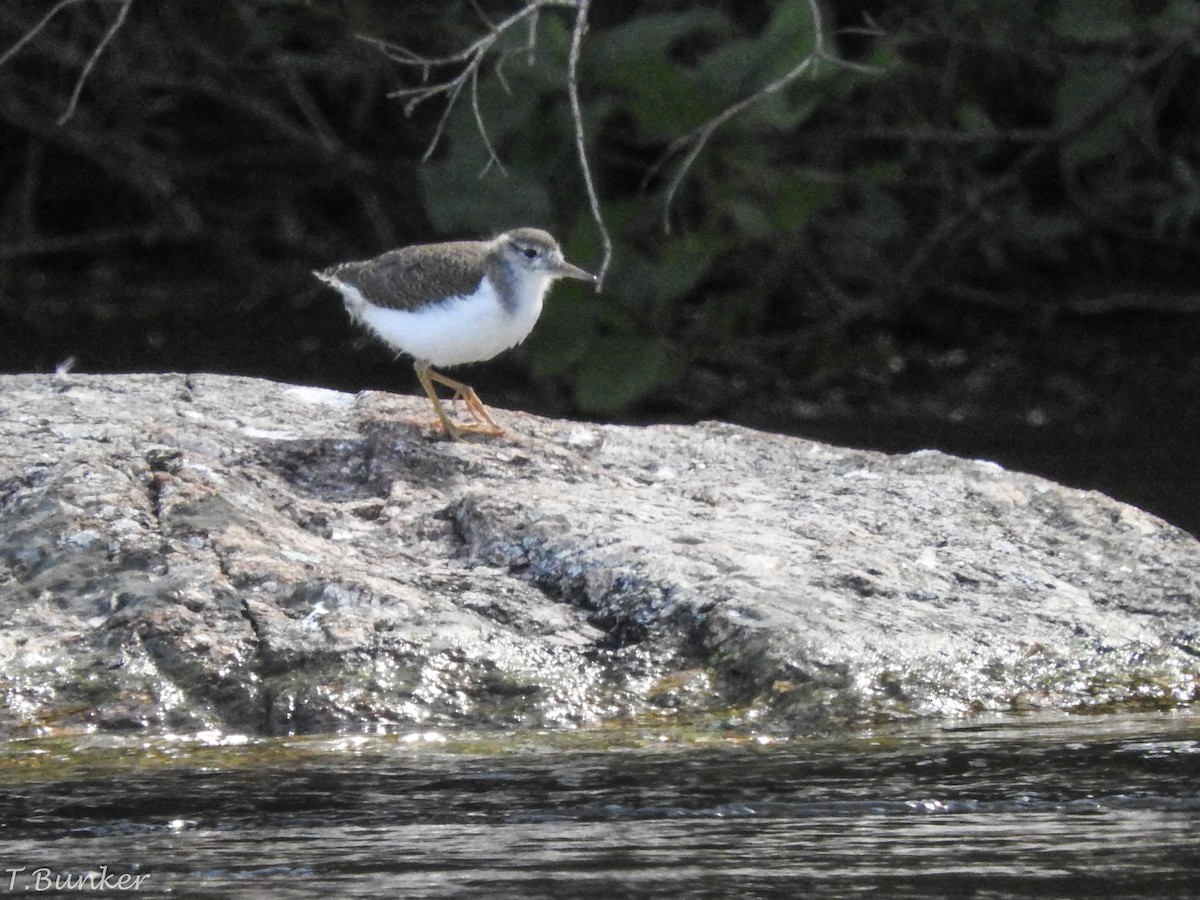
695;37;763;99
1051;0;1134;42
1056;67;1122;129
590;10;731;136
1151;0;1200;30
1055;68;1144;168
715;170;835;238
608;56;718;138
759;0;818;79
527;286;604;377
699;0;817;95
418;161;552;234
764;178;836;231
591;10;730;67
573;334;677;414
724;197;774;239
856;161;905;184
610;233;723;315
771;92;818;130
955;102;994;133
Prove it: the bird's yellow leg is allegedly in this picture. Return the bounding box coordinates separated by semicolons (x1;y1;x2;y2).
414;362;504;439
414;361;466;441
424;366;504;435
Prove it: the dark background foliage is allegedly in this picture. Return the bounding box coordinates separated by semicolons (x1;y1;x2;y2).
1;0;1198;536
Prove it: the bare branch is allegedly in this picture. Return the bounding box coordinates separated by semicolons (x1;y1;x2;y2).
567;0;611;286
0;223;169;260
362;0;609;278
362;3;554;164
469;63;506;176
359;1;550;70
895;33;1190;292
0;0;134;125
468;0;496;31
494;7;542;92
58;0;131;124
651;0;883;232
0;0;91;68
523;6;539;65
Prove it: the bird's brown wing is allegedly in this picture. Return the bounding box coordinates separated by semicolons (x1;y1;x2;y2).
322;241;489;311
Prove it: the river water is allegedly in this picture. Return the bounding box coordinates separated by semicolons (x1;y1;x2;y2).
0;712;1196;898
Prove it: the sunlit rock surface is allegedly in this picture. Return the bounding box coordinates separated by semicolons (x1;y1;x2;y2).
1;373;1197;736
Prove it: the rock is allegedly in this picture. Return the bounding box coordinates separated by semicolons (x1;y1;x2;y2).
0;373;1197;737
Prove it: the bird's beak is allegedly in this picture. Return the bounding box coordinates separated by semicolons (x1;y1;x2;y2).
555;260;597;282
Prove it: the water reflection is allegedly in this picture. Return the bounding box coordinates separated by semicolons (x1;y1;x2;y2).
0;713;1197;898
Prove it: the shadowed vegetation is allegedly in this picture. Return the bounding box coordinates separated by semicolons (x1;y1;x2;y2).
1;0;1198;532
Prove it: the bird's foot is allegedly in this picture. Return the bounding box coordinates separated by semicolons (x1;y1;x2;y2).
438;418;505;441
415;361;506;442
448;389;504;434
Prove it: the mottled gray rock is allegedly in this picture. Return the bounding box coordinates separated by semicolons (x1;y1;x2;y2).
0;373;1197;737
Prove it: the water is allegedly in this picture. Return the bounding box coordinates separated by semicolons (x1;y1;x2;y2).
0;713;1197;898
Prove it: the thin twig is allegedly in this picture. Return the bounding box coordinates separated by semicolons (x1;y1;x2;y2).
494;9;542;91
0;0;134;126
468;0;496;31
0;0;89;68
653;0;831;233
567;0;611;285
58;0;131;124
367;4;537;163
418;72;468;162
648;0;886;233
361;0;583;162
896;34;1190;291
524;7;539;65
359;2;546;70
470;63;506;176
362;0;609;278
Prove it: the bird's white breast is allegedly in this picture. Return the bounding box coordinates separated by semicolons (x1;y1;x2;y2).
334;274;550;367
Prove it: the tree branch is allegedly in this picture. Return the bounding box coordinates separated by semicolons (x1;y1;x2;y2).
0;0;90;68
650;0;857;233
567;0;611;285
358;1;577;166
58;0;130;124
895;33;1191;292
0;0;133;126
644;3;886;233
362;0;611;283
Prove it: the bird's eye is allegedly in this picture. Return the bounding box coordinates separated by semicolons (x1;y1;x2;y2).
523;247;539;259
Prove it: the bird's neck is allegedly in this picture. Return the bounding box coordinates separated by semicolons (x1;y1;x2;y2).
488;261;549;314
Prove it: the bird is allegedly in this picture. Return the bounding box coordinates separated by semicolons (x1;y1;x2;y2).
314;228;595;441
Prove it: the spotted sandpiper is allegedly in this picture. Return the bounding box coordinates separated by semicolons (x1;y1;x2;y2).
315;228;595;441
